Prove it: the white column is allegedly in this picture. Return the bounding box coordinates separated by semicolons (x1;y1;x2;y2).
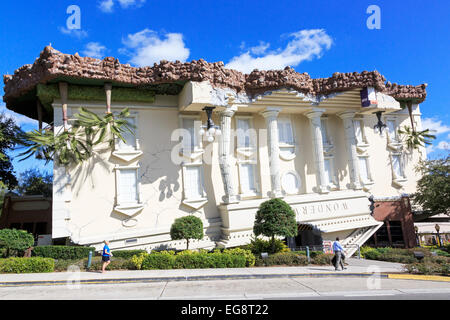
305;108;329;194
261;107;283;198
219;106;239;204
338;111;362;190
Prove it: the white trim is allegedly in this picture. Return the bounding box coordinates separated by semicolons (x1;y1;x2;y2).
390;152;407;187
281;170;302;195
236;159;260;198
323;156;339;190
181;162;208;208
114;165;142;208
357;155;374;191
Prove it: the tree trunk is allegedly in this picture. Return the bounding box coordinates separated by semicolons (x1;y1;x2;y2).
186;239;189;250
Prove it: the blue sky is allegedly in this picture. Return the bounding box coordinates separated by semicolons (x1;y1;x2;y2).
1;0;449;176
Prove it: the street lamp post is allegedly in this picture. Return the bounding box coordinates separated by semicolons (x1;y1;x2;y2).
414;225;420;247
435;224;441;247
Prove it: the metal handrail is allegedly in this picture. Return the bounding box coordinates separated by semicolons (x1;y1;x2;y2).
342;243;361;259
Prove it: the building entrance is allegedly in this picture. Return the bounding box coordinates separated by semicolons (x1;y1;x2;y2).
286;224;323;250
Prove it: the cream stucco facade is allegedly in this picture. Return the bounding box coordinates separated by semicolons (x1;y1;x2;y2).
51;81;426;256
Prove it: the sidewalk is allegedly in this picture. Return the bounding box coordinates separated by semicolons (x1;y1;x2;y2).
0;258;407;287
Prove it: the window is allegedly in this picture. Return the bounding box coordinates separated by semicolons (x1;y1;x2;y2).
183;165;205;200
238;163;257;195
117;116;137;150
281;171;301;194
324;158;334;185
320;119;330;146
392;154;405;179
278;117;296;160
358;156;372;184
386;119;398;143
181;117;199;152
278;118;294;145
236;118;252;148
117;168;139;205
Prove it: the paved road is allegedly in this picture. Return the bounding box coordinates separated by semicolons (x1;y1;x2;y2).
0;277;448;300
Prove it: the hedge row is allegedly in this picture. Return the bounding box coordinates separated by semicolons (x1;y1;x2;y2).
111;249;147;259
32;246;96;260
0;257;54;273
254;252;334;267
132;249;251;270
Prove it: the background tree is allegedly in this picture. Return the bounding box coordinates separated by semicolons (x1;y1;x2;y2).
0;113;20;189
412;155;449;216
170;216;204;250
0;228;34;257
253;198;298;251
17;169;52;198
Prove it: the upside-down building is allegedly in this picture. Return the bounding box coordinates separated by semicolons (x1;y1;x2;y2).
3;46;428;255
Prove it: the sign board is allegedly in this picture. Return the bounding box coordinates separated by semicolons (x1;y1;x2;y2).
360;87;377;108
323;240;333;254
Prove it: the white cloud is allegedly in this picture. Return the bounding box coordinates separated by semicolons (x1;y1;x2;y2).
59;26;88;39
226;29;333;73
82;42;107;59
421;118;450;135
437;140;450;150
99;0;114;12
99;0;145;12
121;29;190;67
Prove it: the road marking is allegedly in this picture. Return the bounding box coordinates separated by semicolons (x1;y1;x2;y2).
388;274;450;282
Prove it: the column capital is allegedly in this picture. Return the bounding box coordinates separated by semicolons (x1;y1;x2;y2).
337;111;357;120
305;108;326;119
260;107;282;119
220;105;237;117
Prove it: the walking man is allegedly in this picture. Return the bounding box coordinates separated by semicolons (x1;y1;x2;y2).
333;237;346;271
101;240;112;273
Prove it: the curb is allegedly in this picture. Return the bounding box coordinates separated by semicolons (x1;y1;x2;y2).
0;272;390;287
387;274;450;282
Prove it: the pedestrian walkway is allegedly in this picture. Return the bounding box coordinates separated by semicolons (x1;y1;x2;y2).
0;258;406;287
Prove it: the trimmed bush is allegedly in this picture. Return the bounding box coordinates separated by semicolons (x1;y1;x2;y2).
141;251;176;270
245;237;290;255
405;262;450;276
170;216;204;250
137;250;248;270
312;253;334;265
223;248;256;267
257;252;308;267
0;229;34;257
110;249;147;259
86;257;136;271
32;245;96;260
0;257;54;273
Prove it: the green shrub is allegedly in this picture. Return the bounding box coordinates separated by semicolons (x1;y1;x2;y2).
137;250;248;270
261;252;308;266
405;262;450;276
53;259;86;272
170;216;204;250
0;229;34;257
33;245;96;260
253;198;298;242
222;248;255;267
0;257;54;273
362;249;381;260
87;257;136;271
141;251;176;270
312;253;334;265
111;249;147;259
433;249;450;257
245;237;290;255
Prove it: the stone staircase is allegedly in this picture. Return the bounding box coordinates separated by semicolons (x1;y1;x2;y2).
341;223;383;257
